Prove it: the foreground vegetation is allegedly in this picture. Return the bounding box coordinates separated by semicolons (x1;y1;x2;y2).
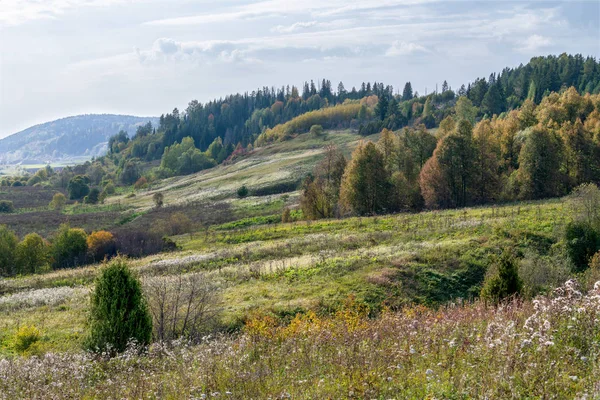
1;54;600;398
0;197;595;355
1;278;599;399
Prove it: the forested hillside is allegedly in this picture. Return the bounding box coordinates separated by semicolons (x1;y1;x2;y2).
0;114;158;164
2;53;600;399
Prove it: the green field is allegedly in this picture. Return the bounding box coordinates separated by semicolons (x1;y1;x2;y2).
1;129;598;398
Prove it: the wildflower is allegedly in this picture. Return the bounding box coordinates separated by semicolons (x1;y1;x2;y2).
544;341;554;346
426;369;434;376
581;356;589;362
570;376;578;381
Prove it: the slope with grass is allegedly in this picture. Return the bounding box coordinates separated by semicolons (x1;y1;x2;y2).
0;197;576;356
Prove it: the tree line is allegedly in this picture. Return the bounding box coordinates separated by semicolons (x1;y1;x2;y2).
301;87;600;218
0;223;176;277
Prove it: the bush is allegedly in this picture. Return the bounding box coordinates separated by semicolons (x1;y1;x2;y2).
249;180;300;197
84;188;100;204
0;225;18;276
134;177;148;190
114;230;177;258
565;222;600;272
103;181;116;195
86;257;152;354
12;325;42;355
144;273;218;342
282;208;292;223
481;252;523;303
16;233;50;275
120;161;141;185
237;185;249;198
51;224;88;269
87;231;117;263
153;192;164;208
582;251;600;291
49;193;67;210
0;200;15;213
310;124;324;138
67;175;90;200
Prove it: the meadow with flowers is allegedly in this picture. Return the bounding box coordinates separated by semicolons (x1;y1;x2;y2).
1;279;599;398
1;192;600;398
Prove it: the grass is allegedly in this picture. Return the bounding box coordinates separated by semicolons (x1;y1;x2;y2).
0;130;594;397
0;198;573;356
1;279;599;398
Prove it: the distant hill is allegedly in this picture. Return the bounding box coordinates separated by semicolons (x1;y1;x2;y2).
0;114;158;164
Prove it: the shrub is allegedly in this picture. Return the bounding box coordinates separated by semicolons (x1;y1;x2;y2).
114;230;177;258
481;252;523;303
567;183;600;230
49;193;67;210
0;200;15;213
565;222;600;272
281;208;292;223
67;175;90;200
103;181;116;195
310;124;324;138
590;251;600;270
582;251;600;291
166;212;192;235
249;180;300;196
87;231;117;263
12;325;42;355
0;225;18;276
134;177;148;190
237;185;249;198
84;188;100;204
153;192;164;208
144;273;219;342
51;224;88;269
120;161;141;185
86;257;152;354
16;233;50;275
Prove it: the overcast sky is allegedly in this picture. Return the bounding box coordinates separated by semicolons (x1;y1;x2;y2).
0;0;598;138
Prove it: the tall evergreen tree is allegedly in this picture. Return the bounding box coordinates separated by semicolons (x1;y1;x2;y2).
86;258;152;354
402;82;413;101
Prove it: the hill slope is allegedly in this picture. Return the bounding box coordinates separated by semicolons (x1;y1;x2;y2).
0;114;158;164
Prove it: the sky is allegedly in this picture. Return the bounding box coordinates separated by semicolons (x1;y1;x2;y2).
0;0;599;138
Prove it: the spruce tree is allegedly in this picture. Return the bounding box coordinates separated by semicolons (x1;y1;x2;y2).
86;257;152;354
402;82;413;101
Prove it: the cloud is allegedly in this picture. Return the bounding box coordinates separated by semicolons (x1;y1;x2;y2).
385;40;430;56
143;9;281;26
134;38;260;65
0;0;132;27
518;34;552;53
271;21;317;33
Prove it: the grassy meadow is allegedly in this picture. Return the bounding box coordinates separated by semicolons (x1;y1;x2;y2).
1;130;599;398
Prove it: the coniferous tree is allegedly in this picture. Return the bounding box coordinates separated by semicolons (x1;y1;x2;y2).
86;257;152;354
402;82;413;101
